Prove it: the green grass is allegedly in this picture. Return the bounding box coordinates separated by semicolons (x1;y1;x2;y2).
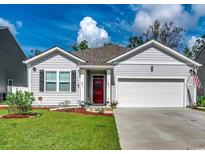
0;101;6;105
0;110;120;150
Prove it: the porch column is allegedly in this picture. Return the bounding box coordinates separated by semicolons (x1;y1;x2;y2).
80;69;86;101
106;69;111;102
27;64;32;92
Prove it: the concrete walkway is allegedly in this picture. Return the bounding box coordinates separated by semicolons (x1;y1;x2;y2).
114;108;205;150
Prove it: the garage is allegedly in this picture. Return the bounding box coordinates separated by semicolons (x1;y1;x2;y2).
117;78;185;107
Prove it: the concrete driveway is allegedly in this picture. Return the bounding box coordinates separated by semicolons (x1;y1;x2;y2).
114;108;205;150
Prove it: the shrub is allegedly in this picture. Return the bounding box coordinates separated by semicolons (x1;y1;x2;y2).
197;96;205;107
78;100;91;108
6;90;35;114
110;101;118;109
96;108;104;114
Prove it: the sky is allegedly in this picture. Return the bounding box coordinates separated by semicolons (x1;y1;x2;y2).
0;4;205;57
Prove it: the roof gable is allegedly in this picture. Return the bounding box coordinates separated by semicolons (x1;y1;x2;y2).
118;47;185;65
23;47;86;64
106;40;201;67
0;27;26;60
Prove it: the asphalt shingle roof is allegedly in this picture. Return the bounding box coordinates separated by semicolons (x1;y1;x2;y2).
72;45;131;65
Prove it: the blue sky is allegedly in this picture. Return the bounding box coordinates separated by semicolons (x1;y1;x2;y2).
0;4;205;57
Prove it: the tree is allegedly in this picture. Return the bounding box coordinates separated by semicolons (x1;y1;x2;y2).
72;40;89;51
30;49;42;58
144;20;185;49
183;47;193;59
183;35;205;59
127;36;144;48
127;20;185;49
104;42;113;46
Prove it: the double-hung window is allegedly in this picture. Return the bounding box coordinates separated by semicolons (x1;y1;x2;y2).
59;71;71;91
46;71;57;91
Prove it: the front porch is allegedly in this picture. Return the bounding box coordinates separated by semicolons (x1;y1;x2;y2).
79;66;112;105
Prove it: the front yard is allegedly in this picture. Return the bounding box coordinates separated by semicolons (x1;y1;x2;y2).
0;109;120;150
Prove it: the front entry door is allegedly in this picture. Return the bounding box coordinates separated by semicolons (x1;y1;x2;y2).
93;78;104;104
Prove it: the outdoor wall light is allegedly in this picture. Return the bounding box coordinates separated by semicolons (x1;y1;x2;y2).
189;69;195;76
151;66;154;72
32;67;36;72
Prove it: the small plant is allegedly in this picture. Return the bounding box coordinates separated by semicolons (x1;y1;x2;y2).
78;100;91;108
84;99;92;106
96;108;104;114
197;96;205;107
6;90;35;114
110;101;118;109
59;100;71;110
38;96;43;107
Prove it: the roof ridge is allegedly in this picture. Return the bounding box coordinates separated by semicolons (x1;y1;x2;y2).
72;44;129;53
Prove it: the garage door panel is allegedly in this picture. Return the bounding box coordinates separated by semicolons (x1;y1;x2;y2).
118;79;184;107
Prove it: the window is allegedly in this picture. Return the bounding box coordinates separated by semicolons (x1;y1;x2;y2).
59;71;70;91
8;79;13;86
46;71;57;91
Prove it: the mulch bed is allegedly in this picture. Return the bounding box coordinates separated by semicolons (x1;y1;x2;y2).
0;106;50;110
0;106;8;110
56;108;113;116
32;107;50;110
0;114;35;119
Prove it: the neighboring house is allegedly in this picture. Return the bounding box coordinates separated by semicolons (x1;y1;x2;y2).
0;27;27;100
23;40;201;107
195;48;205;96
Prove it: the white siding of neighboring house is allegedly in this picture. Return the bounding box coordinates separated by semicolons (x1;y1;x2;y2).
29;52;80;105
111;47;195;106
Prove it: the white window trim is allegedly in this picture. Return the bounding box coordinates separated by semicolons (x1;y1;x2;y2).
44;69;72;92
59;71;71;92
45;70;57;92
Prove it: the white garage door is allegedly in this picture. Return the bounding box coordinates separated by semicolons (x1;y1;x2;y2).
118;78;184;107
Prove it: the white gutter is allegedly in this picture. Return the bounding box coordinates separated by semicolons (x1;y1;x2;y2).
78;65;113;69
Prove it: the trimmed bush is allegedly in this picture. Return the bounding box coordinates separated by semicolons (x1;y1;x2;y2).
197;96;205;107
6;90;35;114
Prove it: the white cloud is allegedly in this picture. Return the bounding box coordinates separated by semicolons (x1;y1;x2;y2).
0;17;23;35
0;17;17;34
16;21;23;28
187;36;198;49
187;36;204;49
192;5;205;17
77;16;109;48
133;5;196;34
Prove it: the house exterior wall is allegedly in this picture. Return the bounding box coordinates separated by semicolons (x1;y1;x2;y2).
111;47;195;106
119;47;184;65
29;52;80;105
195;50;205;96
0;29;27;94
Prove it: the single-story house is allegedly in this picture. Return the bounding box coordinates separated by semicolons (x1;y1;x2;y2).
23;40;201;107
0;27;27;100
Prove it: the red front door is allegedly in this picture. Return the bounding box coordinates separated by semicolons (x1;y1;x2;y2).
93;78;104;104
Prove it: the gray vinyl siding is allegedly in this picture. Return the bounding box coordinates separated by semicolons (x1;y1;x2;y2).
195;50;205;96
0;29;27;93
111;47;195;106
119;47;184;64
30;52;80;105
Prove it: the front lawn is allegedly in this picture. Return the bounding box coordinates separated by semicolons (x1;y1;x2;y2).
0;101;6;105
0;109;120;150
